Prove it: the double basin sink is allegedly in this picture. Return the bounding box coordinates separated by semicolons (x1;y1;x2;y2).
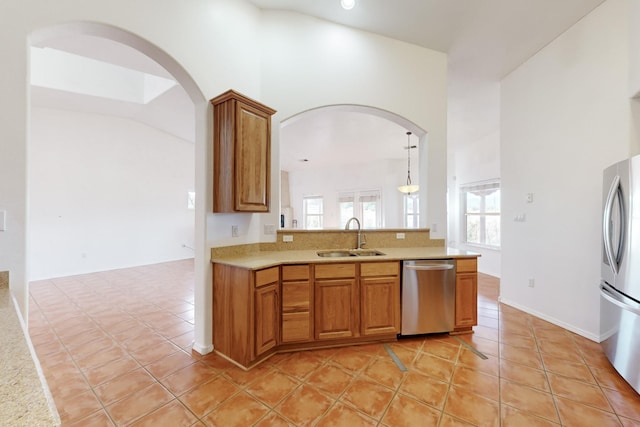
317;249;386;258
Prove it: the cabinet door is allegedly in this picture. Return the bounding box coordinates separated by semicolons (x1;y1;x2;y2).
235;101;270;212
255;283;279;356
455;273;478;328
361;276;400;336
315;278;359;340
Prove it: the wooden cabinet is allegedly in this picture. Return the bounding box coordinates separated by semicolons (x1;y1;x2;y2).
211;90;276;213
360;262;400;336
314;263;359;340
281;265;312;343
454;258;478;331
212;264;279;367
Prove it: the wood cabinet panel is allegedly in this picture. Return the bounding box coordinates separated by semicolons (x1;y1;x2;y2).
456;258;477;273
315;278;359;340
255;266;279;288
255;283;279;356
315;263;356;279
455;273;478;328
282;265;310;281
212;264;252;366
361;261;399;277
361;276;400;336
282;312;311;342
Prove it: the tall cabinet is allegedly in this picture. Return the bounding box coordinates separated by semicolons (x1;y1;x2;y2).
210;90;276;213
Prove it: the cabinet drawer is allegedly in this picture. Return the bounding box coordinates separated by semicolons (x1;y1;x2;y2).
255;266;279;288
456;258;477;273
282;265;310;281
361;262;399;277
315;263;356;279
282;282;310;312
282;312;311;342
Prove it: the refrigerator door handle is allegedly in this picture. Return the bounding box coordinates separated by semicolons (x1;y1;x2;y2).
603;175;621;275
600;282;640;316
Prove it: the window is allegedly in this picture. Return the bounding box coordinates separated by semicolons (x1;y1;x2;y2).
338;190;381;228
461;180;500;248
303;196;323;229
404;194;419;228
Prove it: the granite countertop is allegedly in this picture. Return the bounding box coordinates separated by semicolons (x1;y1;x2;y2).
211;246;479;270
0;281;60;426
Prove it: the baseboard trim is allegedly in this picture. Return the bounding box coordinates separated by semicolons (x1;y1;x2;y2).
498;297;600;342
192;341;213;355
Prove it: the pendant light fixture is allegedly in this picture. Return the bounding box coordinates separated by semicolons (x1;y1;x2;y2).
398;131;419;194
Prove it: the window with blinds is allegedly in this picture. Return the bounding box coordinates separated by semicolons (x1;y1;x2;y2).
338;190;381;228
461;180;500;248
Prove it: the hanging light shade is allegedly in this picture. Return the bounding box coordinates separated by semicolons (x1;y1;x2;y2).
398;131;419;194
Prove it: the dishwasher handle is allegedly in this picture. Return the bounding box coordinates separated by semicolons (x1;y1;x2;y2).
405;264;454;271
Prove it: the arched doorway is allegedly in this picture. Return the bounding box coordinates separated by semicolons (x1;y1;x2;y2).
28;22;211;354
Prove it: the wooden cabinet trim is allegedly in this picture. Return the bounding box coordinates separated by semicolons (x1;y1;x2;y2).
255;266;279;288
360;261;399;277
456;258;477;273
315;263;356;279
282;265;310;281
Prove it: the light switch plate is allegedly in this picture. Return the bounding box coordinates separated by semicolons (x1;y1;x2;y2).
0;210;5;231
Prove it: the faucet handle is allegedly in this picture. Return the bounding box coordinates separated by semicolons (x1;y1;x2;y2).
360;232;367;249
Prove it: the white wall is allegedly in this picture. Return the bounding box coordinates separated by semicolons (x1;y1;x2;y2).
500;0;631;339
287;158;412;229
259;11;448;240
29;108;194;280
449;129;501;277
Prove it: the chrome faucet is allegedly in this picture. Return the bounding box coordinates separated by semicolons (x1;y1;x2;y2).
345;217;366;249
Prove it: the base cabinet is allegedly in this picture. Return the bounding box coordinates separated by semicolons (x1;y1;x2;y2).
213;257;476;368
454;258;478;330
360;262;400;336
314;263;359;340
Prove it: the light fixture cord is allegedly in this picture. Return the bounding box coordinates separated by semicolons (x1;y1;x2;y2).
406;131;412;186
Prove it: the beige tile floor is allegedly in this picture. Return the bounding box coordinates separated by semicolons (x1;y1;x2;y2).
28;259;640;426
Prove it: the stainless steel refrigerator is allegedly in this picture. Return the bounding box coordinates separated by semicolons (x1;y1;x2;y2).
601;156;640;394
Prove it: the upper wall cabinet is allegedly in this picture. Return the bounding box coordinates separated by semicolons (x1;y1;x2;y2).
211;90;276;213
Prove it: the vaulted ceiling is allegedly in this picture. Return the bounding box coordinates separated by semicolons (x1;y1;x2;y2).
31;0;605;164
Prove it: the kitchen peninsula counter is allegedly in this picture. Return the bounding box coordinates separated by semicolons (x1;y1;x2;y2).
211;246;479;269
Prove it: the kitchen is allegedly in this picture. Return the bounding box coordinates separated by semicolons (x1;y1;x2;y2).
3;0;640;425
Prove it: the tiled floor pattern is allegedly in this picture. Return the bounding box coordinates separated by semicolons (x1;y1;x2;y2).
28;259;640;426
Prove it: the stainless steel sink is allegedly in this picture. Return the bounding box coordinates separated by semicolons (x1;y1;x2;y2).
352;250;385;256
317;250;356;257
316;249;385;257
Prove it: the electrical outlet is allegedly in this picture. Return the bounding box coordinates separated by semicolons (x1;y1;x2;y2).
282;235;294;242
231;225;239;237
396;233;405;239
264;224;275;235
528;278;535;288
431;223;438;232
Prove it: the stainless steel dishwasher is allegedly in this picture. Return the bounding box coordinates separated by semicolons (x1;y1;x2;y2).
401;259;455;335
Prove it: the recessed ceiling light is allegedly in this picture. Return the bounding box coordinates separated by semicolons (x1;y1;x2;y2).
341;0;355;10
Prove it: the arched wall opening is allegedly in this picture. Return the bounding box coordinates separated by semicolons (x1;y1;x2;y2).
28;22;212;354
278;104;429;230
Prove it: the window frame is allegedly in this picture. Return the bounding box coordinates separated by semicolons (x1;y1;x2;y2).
460;180;501;249
302;195;324;229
